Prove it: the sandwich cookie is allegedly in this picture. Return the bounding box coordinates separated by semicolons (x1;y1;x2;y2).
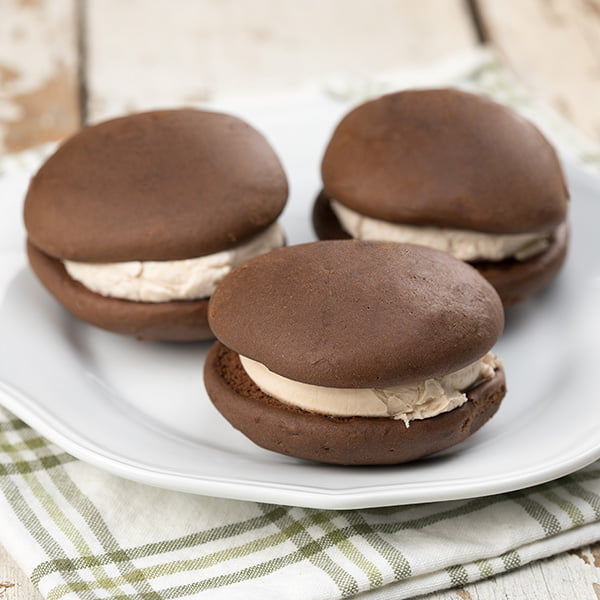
24;109;288;340
205;240;506;465
314;89;569;306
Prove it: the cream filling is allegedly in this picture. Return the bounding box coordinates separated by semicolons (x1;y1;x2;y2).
240;352;501;426
64;222;284;302
331;200;550;262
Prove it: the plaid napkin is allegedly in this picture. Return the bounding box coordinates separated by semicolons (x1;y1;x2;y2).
1;50;600;600
1;405;600;600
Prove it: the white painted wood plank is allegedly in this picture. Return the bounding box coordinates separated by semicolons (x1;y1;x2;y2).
478;0;600;141
0;542;42;600
85;0;476;121
0;0;80;152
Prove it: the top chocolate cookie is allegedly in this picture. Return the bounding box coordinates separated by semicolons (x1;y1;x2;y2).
321;89;568;234
24;109;288;262
208;240;504;388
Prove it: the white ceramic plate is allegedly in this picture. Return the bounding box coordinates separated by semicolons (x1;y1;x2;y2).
1;94;600;510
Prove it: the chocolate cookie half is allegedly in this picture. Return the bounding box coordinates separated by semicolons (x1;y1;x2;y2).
24;109;288;340
205;240;507;465
314;89;569;306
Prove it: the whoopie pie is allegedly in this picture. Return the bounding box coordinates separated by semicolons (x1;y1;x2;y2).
205;240;506;465
24;109;287;341
313;89;569;307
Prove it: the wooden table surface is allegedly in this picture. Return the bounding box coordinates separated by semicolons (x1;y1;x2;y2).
0;1;599;598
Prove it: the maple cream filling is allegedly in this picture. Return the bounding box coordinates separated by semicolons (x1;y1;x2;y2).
64;223;284;302
240;352;501;426
331;200;550;262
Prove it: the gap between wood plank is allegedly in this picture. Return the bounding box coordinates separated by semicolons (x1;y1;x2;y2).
76;0;88;127
464;0;489;43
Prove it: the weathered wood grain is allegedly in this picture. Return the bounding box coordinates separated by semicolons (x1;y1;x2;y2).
477;0;600;141
0;0;80;153
0;542;42;599
84;0;476;121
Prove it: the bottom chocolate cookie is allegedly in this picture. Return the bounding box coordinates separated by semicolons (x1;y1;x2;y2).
27;241;212;342
204;342;507;466
472;222;568;307
312;191;568;308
